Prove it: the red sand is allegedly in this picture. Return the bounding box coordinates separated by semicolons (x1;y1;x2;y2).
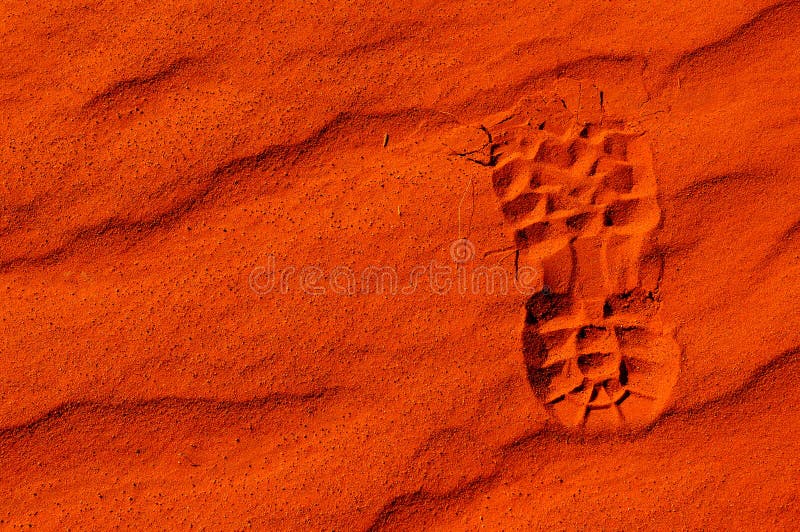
1;0;799;528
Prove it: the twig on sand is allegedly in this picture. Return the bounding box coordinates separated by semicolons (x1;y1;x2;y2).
444;124;497;166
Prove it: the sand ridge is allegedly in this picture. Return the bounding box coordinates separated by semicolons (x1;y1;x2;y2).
1;0;799;528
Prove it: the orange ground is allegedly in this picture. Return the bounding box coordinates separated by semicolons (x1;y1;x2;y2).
2;0;799;528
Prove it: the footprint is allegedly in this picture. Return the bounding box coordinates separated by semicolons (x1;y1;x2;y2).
488;94;680;431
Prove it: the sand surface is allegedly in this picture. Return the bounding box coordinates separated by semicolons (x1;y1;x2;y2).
2;0;799;528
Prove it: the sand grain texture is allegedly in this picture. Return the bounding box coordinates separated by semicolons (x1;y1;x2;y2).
1;0;799;528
